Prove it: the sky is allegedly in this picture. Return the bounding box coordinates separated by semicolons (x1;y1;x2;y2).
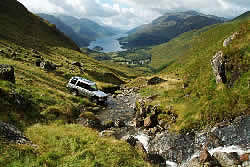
17;0;250;30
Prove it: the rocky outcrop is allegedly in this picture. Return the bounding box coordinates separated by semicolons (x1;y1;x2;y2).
40;61;57;71
0;64;15;83
0;121;30;144
223;32;239;47
211;51;227;83
148;116;250;165
36;60;63;71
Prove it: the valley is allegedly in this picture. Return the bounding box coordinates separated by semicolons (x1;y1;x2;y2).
0;0;249;167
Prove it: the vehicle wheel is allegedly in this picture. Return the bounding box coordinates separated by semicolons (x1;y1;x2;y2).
72;90;78;96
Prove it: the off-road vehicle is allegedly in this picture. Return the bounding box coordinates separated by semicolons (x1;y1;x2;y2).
67;77;108;103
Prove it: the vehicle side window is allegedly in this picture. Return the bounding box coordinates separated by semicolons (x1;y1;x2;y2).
76;82;89;90
70;79;77;84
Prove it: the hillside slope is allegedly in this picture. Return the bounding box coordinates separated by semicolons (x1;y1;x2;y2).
38;13;90;47
0;0;148;166
57;15;116;42
134;11;249;131
122;11;224;48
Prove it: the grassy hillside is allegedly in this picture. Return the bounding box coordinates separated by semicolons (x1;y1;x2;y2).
0;0;148;166
121;11;224;48
135;12;250;132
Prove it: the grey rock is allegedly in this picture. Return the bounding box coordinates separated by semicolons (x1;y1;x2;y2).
40;61;57;71
0;121;30;144
213;152;241;167
148;116;250;165
0;64;15;83
99;130;116;137
223;32;239;47
211;51;227;83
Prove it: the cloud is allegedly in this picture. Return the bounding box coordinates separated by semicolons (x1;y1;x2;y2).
17;0;250;29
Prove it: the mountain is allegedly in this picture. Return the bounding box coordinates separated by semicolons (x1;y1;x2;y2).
121;11;225;48
0;0;147;166
57;15;116;41
37;13;90;47
233;11;250;20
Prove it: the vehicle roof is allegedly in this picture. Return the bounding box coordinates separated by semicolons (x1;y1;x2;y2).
71;77;96;85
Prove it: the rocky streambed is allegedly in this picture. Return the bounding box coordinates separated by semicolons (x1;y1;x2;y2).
91;86;250;167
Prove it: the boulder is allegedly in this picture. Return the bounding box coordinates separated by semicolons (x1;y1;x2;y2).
211;51;227;83
0;121;31;144
40;61;57;71
0;64;15;83
213;152;241;167
147;77;166;85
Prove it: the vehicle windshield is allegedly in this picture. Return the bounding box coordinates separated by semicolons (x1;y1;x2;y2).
90;84;98;91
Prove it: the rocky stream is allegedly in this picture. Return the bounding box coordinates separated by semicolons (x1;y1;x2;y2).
94;86;250;167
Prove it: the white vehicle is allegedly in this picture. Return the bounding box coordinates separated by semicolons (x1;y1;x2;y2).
67;77;108;103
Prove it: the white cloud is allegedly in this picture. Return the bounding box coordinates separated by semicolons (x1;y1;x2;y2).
17;0;250;29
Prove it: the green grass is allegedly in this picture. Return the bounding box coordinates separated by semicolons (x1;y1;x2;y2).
0;124;149;167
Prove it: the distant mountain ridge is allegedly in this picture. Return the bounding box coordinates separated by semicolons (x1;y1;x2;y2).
38;14;90;47
121;11;226;48
57;15;120;41
38;14;122;47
